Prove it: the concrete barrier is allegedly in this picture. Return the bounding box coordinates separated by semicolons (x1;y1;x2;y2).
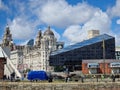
0;82;120;90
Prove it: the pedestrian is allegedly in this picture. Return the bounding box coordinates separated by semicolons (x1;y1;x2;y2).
81;76;84;83
112;75;115;82
3;75;6;81
7;76;10;80
96;75;98;82
68;77;70;82
65;77;68;83
48;75;53;83
10;74;13;82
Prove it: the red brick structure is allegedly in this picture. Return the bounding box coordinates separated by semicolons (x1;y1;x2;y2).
0;58;6;79
82;59;120;74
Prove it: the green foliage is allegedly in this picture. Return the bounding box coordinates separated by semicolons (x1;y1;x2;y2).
54;66;64;72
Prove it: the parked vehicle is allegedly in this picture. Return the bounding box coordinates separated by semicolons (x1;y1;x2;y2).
27;71;48;81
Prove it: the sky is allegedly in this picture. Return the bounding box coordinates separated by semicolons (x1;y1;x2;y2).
0;0;120;46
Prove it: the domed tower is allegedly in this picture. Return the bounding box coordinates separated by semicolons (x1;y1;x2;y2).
43;26;54;36
41;26;57;71
35;30;42;47
41;26;57;51
2;25;14;50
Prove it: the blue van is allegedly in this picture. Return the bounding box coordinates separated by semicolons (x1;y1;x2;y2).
27;71;48;81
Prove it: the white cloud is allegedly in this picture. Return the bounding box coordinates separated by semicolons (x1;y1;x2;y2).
63;25;85;43
6;0;120;46
52;29;60;41
116;34;120;46
9;17;36;40
107;0;120;46
7;0;50;41
63;9;111;44
112;0;120;16
109;0;120;17
34;0;113;45
116;19;120;24
0;39;2;44
7;0;41;40
0;0;7;10
83;10;111;34
39;1;97;27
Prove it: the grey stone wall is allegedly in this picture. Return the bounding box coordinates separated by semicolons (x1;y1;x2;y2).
0;82;120;90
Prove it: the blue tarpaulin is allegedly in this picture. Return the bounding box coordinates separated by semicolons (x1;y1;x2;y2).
27;71;48;80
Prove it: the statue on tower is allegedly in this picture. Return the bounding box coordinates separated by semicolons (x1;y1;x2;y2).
35;30;42;47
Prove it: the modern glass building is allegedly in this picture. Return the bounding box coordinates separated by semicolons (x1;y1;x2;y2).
49;34;115;70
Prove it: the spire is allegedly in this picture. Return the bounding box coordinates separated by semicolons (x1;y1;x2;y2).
48;26;50;30
6;24;9;30
5;24;10;34
38;30;42;37
6;24;9;27
35;30;42;47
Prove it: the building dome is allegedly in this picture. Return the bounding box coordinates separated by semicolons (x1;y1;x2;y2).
44;26;54;36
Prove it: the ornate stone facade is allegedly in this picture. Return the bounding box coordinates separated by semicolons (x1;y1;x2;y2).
22;26;58;72
1;26;64;74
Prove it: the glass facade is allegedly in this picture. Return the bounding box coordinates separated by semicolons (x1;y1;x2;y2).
115;51;120;60
49;34;115;69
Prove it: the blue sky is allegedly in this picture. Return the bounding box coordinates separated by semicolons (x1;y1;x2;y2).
0;0;120;46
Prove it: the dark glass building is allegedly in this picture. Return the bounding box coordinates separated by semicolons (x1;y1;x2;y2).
49;34;115;70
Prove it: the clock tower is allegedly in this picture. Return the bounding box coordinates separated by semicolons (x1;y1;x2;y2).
2;25;14;50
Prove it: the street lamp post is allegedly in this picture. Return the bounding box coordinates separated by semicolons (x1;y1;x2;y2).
103;39;106;75
29;53;33;71
46;59;47;71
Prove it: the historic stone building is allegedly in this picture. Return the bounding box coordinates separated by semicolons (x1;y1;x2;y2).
22;26;58;72
1;25;64;75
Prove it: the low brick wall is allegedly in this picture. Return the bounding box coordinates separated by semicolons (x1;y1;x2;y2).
0;82;120;90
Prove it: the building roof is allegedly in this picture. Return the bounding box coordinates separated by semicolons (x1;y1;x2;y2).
27;39;34;46
51;34;114;56
0;47;10;58
82;59;120;63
